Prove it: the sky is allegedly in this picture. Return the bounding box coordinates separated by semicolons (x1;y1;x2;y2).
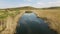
0;0;60;8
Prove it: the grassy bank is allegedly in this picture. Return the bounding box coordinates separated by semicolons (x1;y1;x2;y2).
0;10;21;33
34;9;60;34
0;10;20;19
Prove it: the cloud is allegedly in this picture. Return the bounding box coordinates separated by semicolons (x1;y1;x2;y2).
0;0;60;8
48;1;60;6
34;0;60;8
24;0;32;2
27;0;32;1
37;2;44;5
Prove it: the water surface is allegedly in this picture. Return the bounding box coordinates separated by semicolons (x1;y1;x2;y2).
16;13;57;34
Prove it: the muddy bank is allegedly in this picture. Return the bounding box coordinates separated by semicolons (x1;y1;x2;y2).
0;11;25;34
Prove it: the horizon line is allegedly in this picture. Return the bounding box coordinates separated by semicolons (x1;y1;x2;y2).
0;6;60;9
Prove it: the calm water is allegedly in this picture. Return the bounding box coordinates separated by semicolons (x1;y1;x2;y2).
15;13;57;34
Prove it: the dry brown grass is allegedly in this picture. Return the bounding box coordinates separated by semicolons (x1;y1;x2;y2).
0;6;60;34
34;9;60;34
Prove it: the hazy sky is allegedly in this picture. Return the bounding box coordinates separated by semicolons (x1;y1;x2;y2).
0;0;60;8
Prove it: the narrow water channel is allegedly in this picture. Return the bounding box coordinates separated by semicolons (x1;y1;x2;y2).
15;13;57;34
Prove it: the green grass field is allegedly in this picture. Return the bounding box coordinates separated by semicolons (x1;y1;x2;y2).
0;10;20;19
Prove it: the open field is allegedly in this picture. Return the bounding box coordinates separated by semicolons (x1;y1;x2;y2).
0;10;20;19
0;6;60;34
34;9;60;34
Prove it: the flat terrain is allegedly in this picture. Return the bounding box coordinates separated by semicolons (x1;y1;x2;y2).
0;6;60;34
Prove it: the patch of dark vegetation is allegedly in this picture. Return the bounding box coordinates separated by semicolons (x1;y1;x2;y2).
41;7;60;10
0;20;6;33
50;29;58;34
25;11;32;13
37;16;40;18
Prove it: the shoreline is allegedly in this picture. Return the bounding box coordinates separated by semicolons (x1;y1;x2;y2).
34;11;60;34
1;11;25;34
